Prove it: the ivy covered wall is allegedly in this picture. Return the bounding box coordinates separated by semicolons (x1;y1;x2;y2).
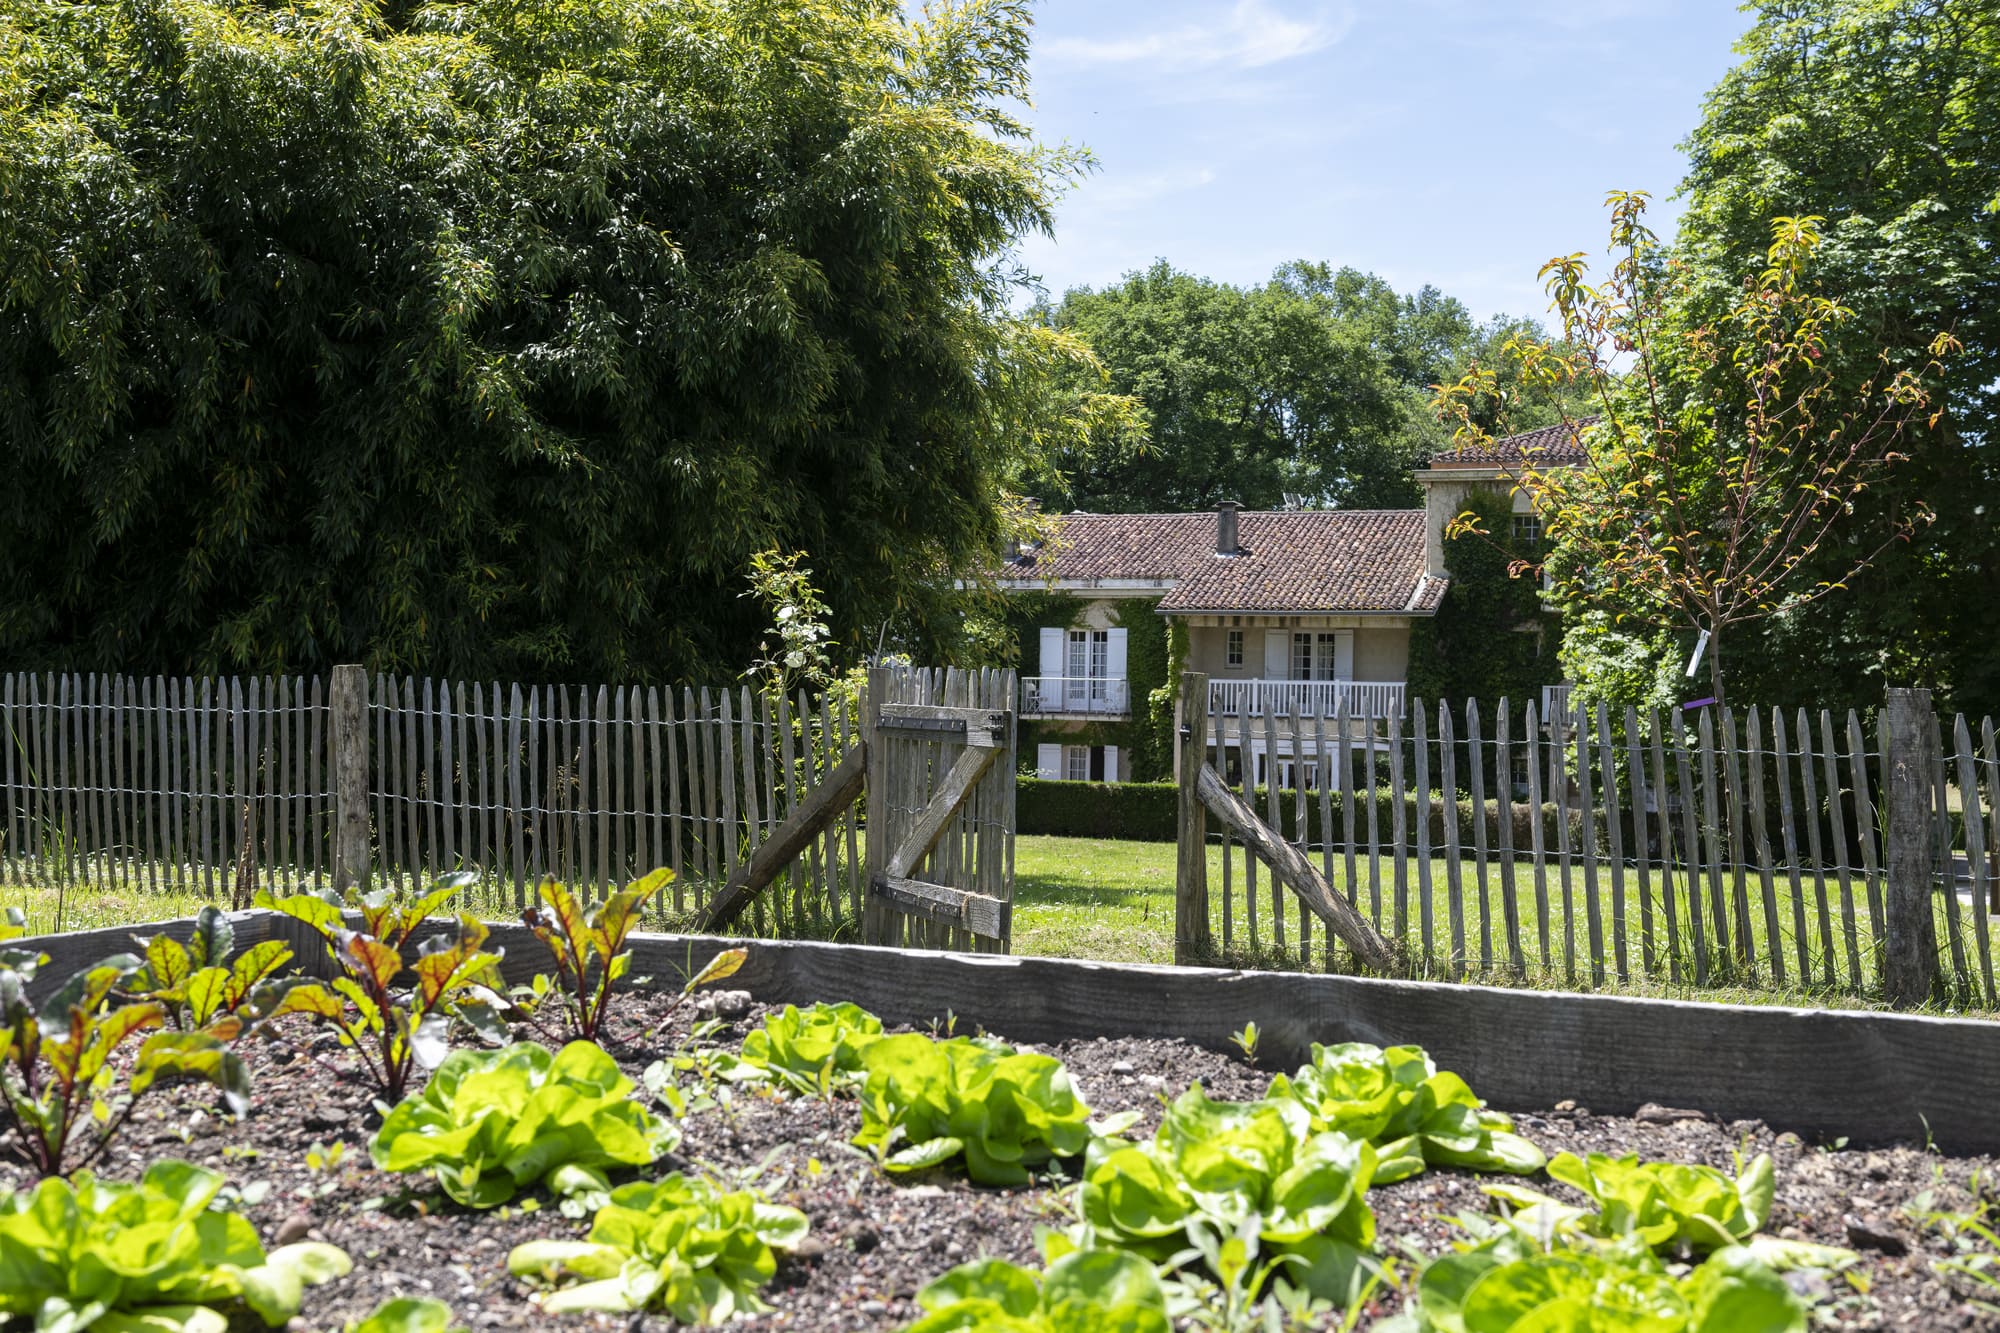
1406;487;1555;710
1003;594;1176;782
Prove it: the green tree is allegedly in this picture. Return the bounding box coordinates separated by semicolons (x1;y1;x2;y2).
1269;264;1573;458
1677;0;2000;712
0;0;1092;683
1435;194;1948;707
1028;262;1570;515
1029;262;1404;511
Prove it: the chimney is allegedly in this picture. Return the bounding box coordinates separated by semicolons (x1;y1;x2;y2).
1215;500;1241;556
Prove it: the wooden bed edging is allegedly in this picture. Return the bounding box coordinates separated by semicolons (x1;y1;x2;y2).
15;912;2000;1154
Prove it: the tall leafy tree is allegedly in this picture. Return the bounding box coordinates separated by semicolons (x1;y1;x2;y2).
0;0;1089;682
1027;262;1403;512
1028;261;1568;514
1677;0;2000;712
1436;194;1948;706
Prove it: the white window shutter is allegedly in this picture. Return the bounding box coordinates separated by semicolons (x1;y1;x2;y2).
1035;743;1061;779
1103;744;1120;785
1263;630;1289;678
1105;627;1128;679
1334;630;1355;680
1038;628;1063;681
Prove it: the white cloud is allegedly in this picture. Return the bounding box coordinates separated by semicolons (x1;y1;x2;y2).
1040;0;1355;73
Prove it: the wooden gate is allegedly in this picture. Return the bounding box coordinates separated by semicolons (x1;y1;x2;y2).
862;667;1016;952
695;666;1016;953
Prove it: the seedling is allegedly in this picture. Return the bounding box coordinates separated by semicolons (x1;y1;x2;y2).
128;905;294;1028
509;1173;809;1320
371;1040;676;1211
518;870;672;1044
259;877;506;1102
0;947;249;1177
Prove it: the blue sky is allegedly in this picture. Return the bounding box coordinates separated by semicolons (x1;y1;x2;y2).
1014;0;1755;324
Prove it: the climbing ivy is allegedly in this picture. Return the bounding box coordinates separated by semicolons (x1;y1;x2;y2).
1406;488;1552;711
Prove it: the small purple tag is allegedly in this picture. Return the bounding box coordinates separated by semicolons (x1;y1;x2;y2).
1682;697;1718;710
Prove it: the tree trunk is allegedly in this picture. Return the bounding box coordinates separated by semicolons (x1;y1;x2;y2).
1705;622;1725;707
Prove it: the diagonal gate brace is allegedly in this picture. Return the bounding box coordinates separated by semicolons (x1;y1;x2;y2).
695;744;867;931
884;742;999;881
1197;763;1397;971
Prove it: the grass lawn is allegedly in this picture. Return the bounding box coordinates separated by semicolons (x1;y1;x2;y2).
1014;834;2000;1015
7;833;1996;1015
1012;835;1184;965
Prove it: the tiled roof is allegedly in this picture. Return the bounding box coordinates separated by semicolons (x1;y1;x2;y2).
1000;510;1439;615
1427;417;1593;467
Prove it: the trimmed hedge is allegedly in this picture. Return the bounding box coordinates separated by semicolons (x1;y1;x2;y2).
1019;778;1177;841
1017;777;1598;848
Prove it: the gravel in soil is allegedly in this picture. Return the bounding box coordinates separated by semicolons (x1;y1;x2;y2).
5;995;1996;1331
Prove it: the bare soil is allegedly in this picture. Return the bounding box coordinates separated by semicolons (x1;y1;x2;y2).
4;993;1994;1331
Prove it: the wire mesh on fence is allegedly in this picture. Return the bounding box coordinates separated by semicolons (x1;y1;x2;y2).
0;672;333;904
1198;694;1999;1005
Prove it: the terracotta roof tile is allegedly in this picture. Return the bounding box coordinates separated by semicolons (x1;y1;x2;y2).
1000;510;1436;615
1427;417;1594;468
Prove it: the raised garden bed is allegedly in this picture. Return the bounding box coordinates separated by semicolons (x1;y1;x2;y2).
4;906;1999;1330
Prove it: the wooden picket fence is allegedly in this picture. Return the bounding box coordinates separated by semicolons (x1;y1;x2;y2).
1177;675;2000;1006
0;668;869;937
0;673;334;905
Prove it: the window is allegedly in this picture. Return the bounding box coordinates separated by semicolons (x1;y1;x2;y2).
1225;629;1244;667
1065;629;1110;706
1291;632;1343;681
1062;744;1112;782
1065;629;1109;679
1257;753;1319;791
1063;745;1090;782
1513;514;1543;545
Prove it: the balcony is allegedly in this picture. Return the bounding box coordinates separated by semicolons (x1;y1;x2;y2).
1021;675;1131;718
1207;679;1406;721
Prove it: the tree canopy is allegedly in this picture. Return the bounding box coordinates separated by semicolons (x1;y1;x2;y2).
1676;0;2000;712
0;0;1090;683
1021;261;1568;514
1436;194;1947;706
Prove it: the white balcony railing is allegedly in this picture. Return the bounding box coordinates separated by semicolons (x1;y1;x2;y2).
1541;683;1574;724
1021;675;1130;717
1207;679;1406;721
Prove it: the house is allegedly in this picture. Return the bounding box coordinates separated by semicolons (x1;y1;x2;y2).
995;421;1584;785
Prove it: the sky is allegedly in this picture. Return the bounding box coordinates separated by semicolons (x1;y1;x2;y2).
1014;0;1757;324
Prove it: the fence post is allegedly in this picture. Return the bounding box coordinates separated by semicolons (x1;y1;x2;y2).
330;664;370;895
861;666;888;947
1883;687;1939;1007
1176;671;1211;965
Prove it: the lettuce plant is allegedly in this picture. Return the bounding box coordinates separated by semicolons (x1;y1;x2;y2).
1486;1151;1774;1255
131;906;294;1029
346;1297;465;1333
260;879;505;1102
371;1040;676;1210
902;1250;1172;1332
518;870;670;1043
0;1159;352;1331
0;907;25;941
851;1033;1097;1185
508;1173;810;1323
1389;1228;1809;1333
731;1001;884;1095
0;949;248;1177
1075;1084;1377;1306
1263;1042;1544;1184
